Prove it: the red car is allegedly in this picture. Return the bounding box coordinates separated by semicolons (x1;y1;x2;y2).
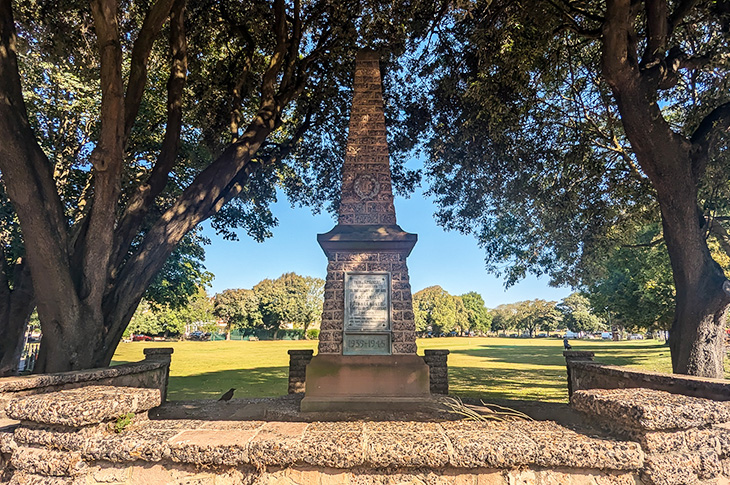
132;334;153;341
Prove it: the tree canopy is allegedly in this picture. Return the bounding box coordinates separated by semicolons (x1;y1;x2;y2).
0;0;416;373
395;0;730;376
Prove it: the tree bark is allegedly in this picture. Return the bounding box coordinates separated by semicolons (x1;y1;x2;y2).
0;258;34;376
601;0;729;377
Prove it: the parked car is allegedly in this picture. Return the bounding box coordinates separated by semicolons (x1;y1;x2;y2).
132;334;153;341
628;334;645;340
188;331;211;341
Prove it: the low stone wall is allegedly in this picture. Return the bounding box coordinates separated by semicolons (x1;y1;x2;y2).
3;383;730;484
0;347;173;418
0;384;643;484
572;387;730;484
563;350;730;400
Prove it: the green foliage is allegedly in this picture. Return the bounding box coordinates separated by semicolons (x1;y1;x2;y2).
413;286;467;334
460;292;492;334
114;412;134;434
306;328;320;340
213;289;263;331
490;300;561;337
213;274;324;336
557;293;602;334
391;0;730;291
586;229;675;333
253;273;325;332
127;287;214;337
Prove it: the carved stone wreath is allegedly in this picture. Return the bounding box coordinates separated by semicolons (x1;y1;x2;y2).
353;174;380;200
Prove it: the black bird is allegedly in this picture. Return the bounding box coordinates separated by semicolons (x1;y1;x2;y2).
218;388;236;401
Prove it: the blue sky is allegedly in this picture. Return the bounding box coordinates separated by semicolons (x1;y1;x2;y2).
201;187;573;308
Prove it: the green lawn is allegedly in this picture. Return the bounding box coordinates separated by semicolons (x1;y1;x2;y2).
112;337;673;402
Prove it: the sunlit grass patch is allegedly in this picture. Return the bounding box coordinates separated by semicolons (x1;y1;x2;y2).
113;336;681;402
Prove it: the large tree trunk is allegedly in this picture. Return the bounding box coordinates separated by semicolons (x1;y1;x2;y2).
660;190;728;376
0;0;315;373
601;0;730;377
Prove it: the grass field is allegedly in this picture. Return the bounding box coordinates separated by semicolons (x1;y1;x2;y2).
113;337;677;402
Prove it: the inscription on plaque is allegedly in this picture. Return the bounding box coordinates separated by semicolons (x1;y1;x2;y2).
344;273;390;331
343;333;390;356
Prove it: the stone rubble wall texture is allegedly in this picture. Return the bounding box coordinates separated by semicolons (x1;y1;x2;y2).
337;51;396;227
0;347;173;419
572;387;730;485
564;351;730;401
287;350;314;394
423;349;450;395
4;385;730;484
317;50;419;357
319;251;417;355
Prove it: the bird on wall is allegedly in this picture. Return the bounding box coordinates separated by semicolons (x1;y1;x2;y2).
218;388;236;402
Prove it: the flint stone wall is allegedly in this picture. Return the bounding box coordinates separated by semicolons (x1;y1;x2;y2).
563;350;730;401
0;347;173;419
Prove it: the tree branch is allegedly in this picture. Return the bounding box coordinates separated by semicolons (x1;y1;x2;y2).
668;0;699;33
83;0;126;306
123;0;176;145
690;102;730;153
113;0;188;272
621;237;664;248
641;0;669;67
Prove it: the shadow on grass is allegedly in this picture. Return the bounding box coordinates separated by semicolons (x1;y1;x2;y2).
168;366;289;401
449;367;568;402
451;341;668;368
167;363;570;403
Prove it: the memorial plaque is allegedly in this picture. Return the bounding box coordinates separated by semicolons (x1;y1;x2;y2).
344;273;390;331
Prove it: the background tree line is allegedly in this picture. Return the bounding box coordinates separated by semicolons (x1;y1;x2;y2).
126;272;324;339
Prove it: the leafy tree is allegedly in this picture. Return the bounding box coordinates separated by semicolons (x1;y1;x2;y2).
0;0;410;372
253;273;324;335
126;287;214;337
491;304;519;335
586;233;676;333
126;300;161;337
460;291;492;335
213;288;263;336
516;300;562;337
399;0;730;376
557;293;602;334
413;286;462;334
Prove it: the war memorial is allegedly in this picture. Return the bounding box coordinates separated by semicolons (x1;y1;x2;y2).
2;51;730;485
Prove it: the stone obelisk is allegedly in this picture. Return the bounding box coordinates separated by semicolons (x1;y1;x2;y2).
300;50;430;412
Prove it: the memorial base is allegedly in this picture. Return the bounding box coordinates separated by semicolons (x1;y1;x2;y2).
300;354;430;412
